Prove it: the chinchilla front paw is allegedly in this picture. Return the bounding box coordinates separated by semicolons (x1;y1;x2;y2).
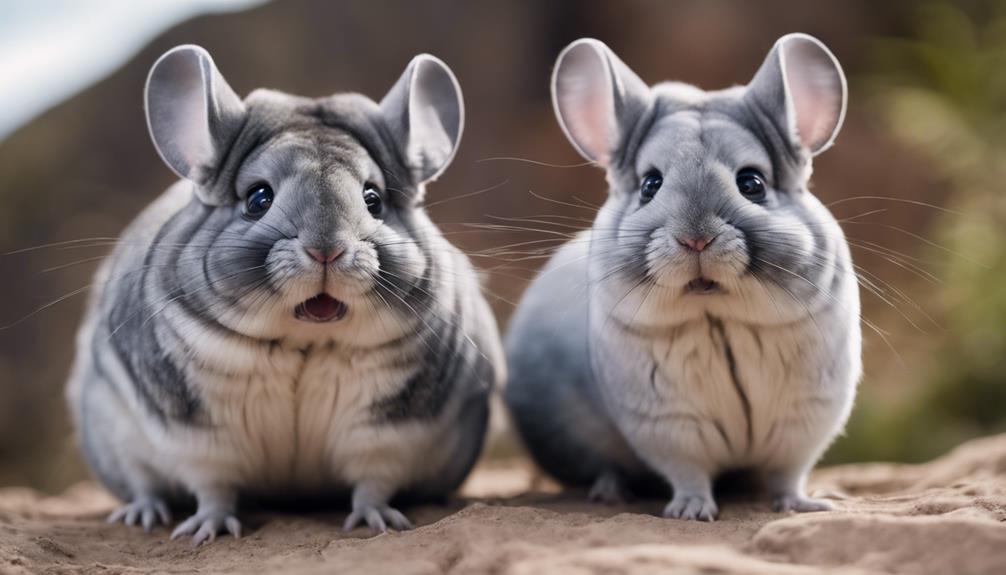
107;496;171;532
170;508;242;545
343;503;413;533
772;493;834;513
663;492;719;522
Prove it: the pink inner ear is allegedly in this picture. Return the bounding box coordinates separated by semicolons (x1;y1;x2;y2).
567;80;613;164
555;42;616;166
783;39;845;153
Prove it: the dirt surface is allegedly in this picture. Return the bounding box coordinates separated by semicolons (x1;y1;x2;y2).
2;434;1006;574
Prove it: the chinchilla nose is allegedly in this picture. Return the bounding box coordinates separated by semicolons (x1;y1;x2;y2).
304;245;346;264
676;234;717;253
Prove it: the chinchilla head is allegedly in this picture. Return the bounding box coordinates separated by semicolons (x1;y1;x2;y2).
552;34;852;326
144;45;462;342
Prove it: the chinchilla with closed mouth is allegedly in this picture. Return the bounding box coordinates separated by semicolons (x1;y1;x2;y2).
66;45;503;543
504;34;860;520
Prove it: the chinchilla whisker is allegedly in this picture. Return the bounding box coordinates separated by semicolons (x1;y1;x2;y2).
376;268;445;307
380;251;536;283
3;253;232;328
378;263;520;307
422;179;511;209
843;220;987;268
107;264;268;340
838;208;889;223
854;272;933;333
38;247;262;274
750;256;854;328
484;214;591;232
363;289;402;343
475;156;594;169
848;237;948;267
469;239;577;256
161;276;272;338
752;263;834;346
5;236;126;255
598;272;652;333
754;227;947;267
854;264;940;329
492;212;596;225
40;255;110;273
750;273;787;320
846;240;941;284
526;189;601;211
743;225;951;274
8;239;262;254
753;256;896;349
826;195;967;217
782;244;940;331
626;280;659;326
461;230;649;251
545;252;637;286
458;222;581;237
0;284;95;330
370;276;458;357
473;253;556;264
749;233;942;281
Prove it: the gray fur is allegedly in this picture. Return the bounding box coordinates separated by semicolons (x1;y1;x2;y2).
66;46;503;543
505;35;860;519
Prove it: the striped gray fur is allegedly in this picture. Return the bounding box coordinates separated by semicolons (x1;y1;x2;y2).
66;46;503;543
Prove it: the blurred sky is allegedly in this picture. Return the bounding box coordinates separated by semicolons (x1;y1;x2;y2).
0;0;267;141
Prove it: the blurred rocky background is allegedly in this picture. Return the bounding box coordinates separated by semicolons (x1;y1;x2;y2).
1;0;1004;491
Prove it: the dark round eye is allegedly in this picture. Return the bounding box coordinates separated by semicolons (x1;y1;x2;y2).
363;184;382;217
244;183;274;218
736;168;767;202
639;171;663;203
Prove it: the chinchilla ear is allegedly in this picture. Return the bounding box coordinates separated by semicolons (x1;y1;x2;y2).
145;45;246;199
746;33;847;156
551;38;651;167
380;54;464;186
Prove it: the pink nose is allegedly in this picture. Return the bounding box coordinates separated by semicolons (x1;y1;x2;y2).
677;235;715;252
305;246;346;264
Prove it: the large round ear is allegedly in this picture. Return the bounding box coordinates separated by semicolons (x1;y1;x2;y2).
551;38;651;167
746;33;847;156
145;45;246;196
380;54;464;185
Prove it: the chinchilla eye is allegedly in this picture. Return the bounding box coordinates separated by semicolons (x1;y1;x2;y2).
244;183;274;219
639;171;663;204
736;168;767;202
363;184;383;217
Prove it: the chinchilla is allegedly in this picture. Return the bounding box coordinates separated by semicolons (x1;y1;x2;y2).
65;45;503;544
504;34;861;520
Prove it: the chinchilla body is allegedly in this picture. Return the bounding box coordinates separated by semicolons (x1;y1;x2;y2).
505;35;861;519
66;46;503;543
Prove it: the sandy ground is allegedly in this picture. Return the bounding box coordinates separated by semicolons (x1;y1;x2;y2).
2;434;1006;574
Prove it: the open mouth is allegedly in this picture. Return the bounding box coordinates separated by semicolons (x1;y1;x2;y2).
684;277;723;295
294;293;348;322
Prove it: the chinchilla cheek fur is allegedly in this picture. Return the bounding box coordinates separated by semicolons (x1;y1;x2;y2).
65;45;504;543
504;34;861;520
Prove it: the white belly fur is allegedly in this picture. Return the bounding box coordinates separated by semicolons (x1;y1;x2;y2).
113;331;453;496
596;312;859;475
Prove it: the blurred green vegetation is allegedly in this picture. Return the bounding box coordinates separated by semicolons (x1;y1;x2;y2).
826;0;1006;464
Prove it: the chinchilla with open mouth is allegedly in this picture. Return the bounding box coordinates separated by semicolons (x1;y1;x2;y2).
66;45;503;543
505;34;860;520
